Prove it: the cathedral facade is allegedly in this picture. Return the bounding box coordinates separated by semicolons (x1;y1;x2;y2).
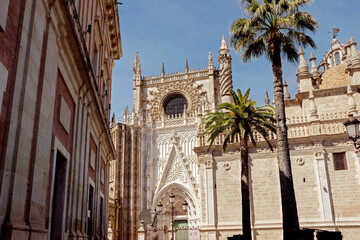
111;36;360;240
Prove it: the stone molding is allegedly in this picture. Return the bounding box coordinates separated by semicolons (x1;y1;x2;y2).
145;79;208;121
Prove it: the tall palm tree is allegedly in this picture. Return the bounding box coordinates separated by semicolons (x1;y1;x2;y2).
229;0;318;239
203;89;276;240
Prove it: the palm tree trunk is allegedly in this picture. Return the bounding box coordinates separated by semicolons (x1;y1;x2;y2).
270;38;300;240
240;136;251;240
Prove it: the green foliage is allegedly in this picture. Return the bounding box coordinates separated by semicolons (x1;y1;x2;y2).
202;88;276;151
230;0;318;63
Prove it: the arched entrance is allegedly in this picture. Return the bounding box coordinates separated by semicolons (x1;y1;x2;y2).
151;183;200;240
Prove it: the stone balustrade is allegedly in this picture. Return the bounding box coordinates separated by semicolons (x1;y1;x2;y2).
197;112;348;146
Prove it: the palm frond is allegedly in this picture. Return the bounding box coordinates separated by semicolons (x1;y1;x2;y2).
230;0;318;64
202;88;276;152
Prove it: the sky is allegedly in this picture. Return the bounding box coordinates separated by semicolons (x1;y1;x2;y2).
111;0;360;120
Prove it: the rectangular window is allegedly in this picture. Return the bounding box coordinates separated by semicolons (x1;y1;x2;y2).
333;152;347;171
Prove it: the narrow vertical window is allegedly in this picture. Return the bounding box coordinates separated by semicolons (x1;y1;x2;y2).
334;52;341;65
333;152;347;170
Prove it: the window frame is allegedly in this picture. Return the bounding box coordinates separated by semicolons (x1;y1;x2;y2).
332;152;348;171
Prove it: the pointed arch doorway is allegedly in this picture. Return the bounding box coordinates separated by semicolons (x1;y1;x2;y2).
152;183;200;240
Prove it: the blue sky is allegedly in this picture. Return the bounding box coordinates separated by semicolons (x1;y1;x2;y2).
111;0;360;120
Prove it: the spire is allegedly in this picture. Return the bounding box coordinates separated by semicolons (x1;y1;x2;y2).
133;51;141;74
309;90;318;121
220;35;228;49
161;63;165;76
347;85;357;114
208;51;213;70
133;51;141;85
185;59;189;73
123;106;129;124
345;39;352;59
111;112;115;124
218;35;233;103
297;45;309;75
310;52;320;84
283;80;291;100
265;90;270;105
350;36;360;67
219;35;230;55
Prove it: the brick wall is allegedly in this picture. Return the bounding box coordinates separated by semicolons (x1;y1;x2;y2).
0;0;25;182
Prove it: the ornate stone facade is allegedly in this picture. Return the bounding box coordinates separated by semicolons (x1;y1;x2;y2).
195;36;360;240
113;36;360;240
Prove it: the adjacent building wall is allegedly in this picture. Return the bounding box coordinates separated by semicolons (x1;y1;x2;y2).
0;0;121;239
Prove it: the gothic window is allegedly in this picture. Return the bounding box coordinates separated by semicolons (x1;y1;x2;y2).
163;93;187;116
334;52;341;65
333;152;347;171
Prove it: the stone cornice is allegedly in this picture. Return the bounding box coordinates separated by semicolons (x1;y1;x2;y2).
104;0;122;59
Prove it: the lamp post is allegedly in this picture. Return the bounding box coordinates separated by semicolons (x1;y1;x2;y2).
169;193;189;240
344;113;360;150
151;202;163;230
169;193;175;240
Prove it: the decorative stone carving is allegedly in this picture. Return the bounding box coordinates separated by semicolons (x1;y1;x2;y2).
255;147;274;153
313;143;323;148
133;51;141;84
297;45;309;76
225;151;236;156
296;158;305;166
332;140;353;147
155;130;197;145
208;51;213;70
223;163;231;170
145;80;207;121
294;144;312;150
157;158;166;168
165;158;187;184
347;85;357;114
309;90;318;120
205;158;214;169
283;80;291;100
314;149;325;159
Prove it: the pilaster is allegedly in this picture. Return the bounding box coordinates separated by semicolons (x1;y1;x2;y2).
204;157;218;240
313;146;334;222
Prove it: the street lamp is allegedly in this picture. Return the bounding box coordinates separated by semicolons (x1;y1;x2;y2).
169;193;175;240
182;201;188;211
157;202;163;212
169;193;189;240
151;202;163;230
344;113;360;150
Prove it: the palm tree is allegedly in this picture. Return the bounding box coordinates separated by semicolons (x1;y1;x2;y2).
229;0;318;239
203;89;276;240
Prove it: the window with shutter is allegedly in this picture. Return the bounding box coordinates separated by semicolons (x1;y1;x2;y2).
333;152;347;171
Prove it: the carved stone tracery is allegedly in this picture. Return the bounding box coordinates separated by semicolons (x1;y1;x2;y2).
165;157;187;184
145;80;207;121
